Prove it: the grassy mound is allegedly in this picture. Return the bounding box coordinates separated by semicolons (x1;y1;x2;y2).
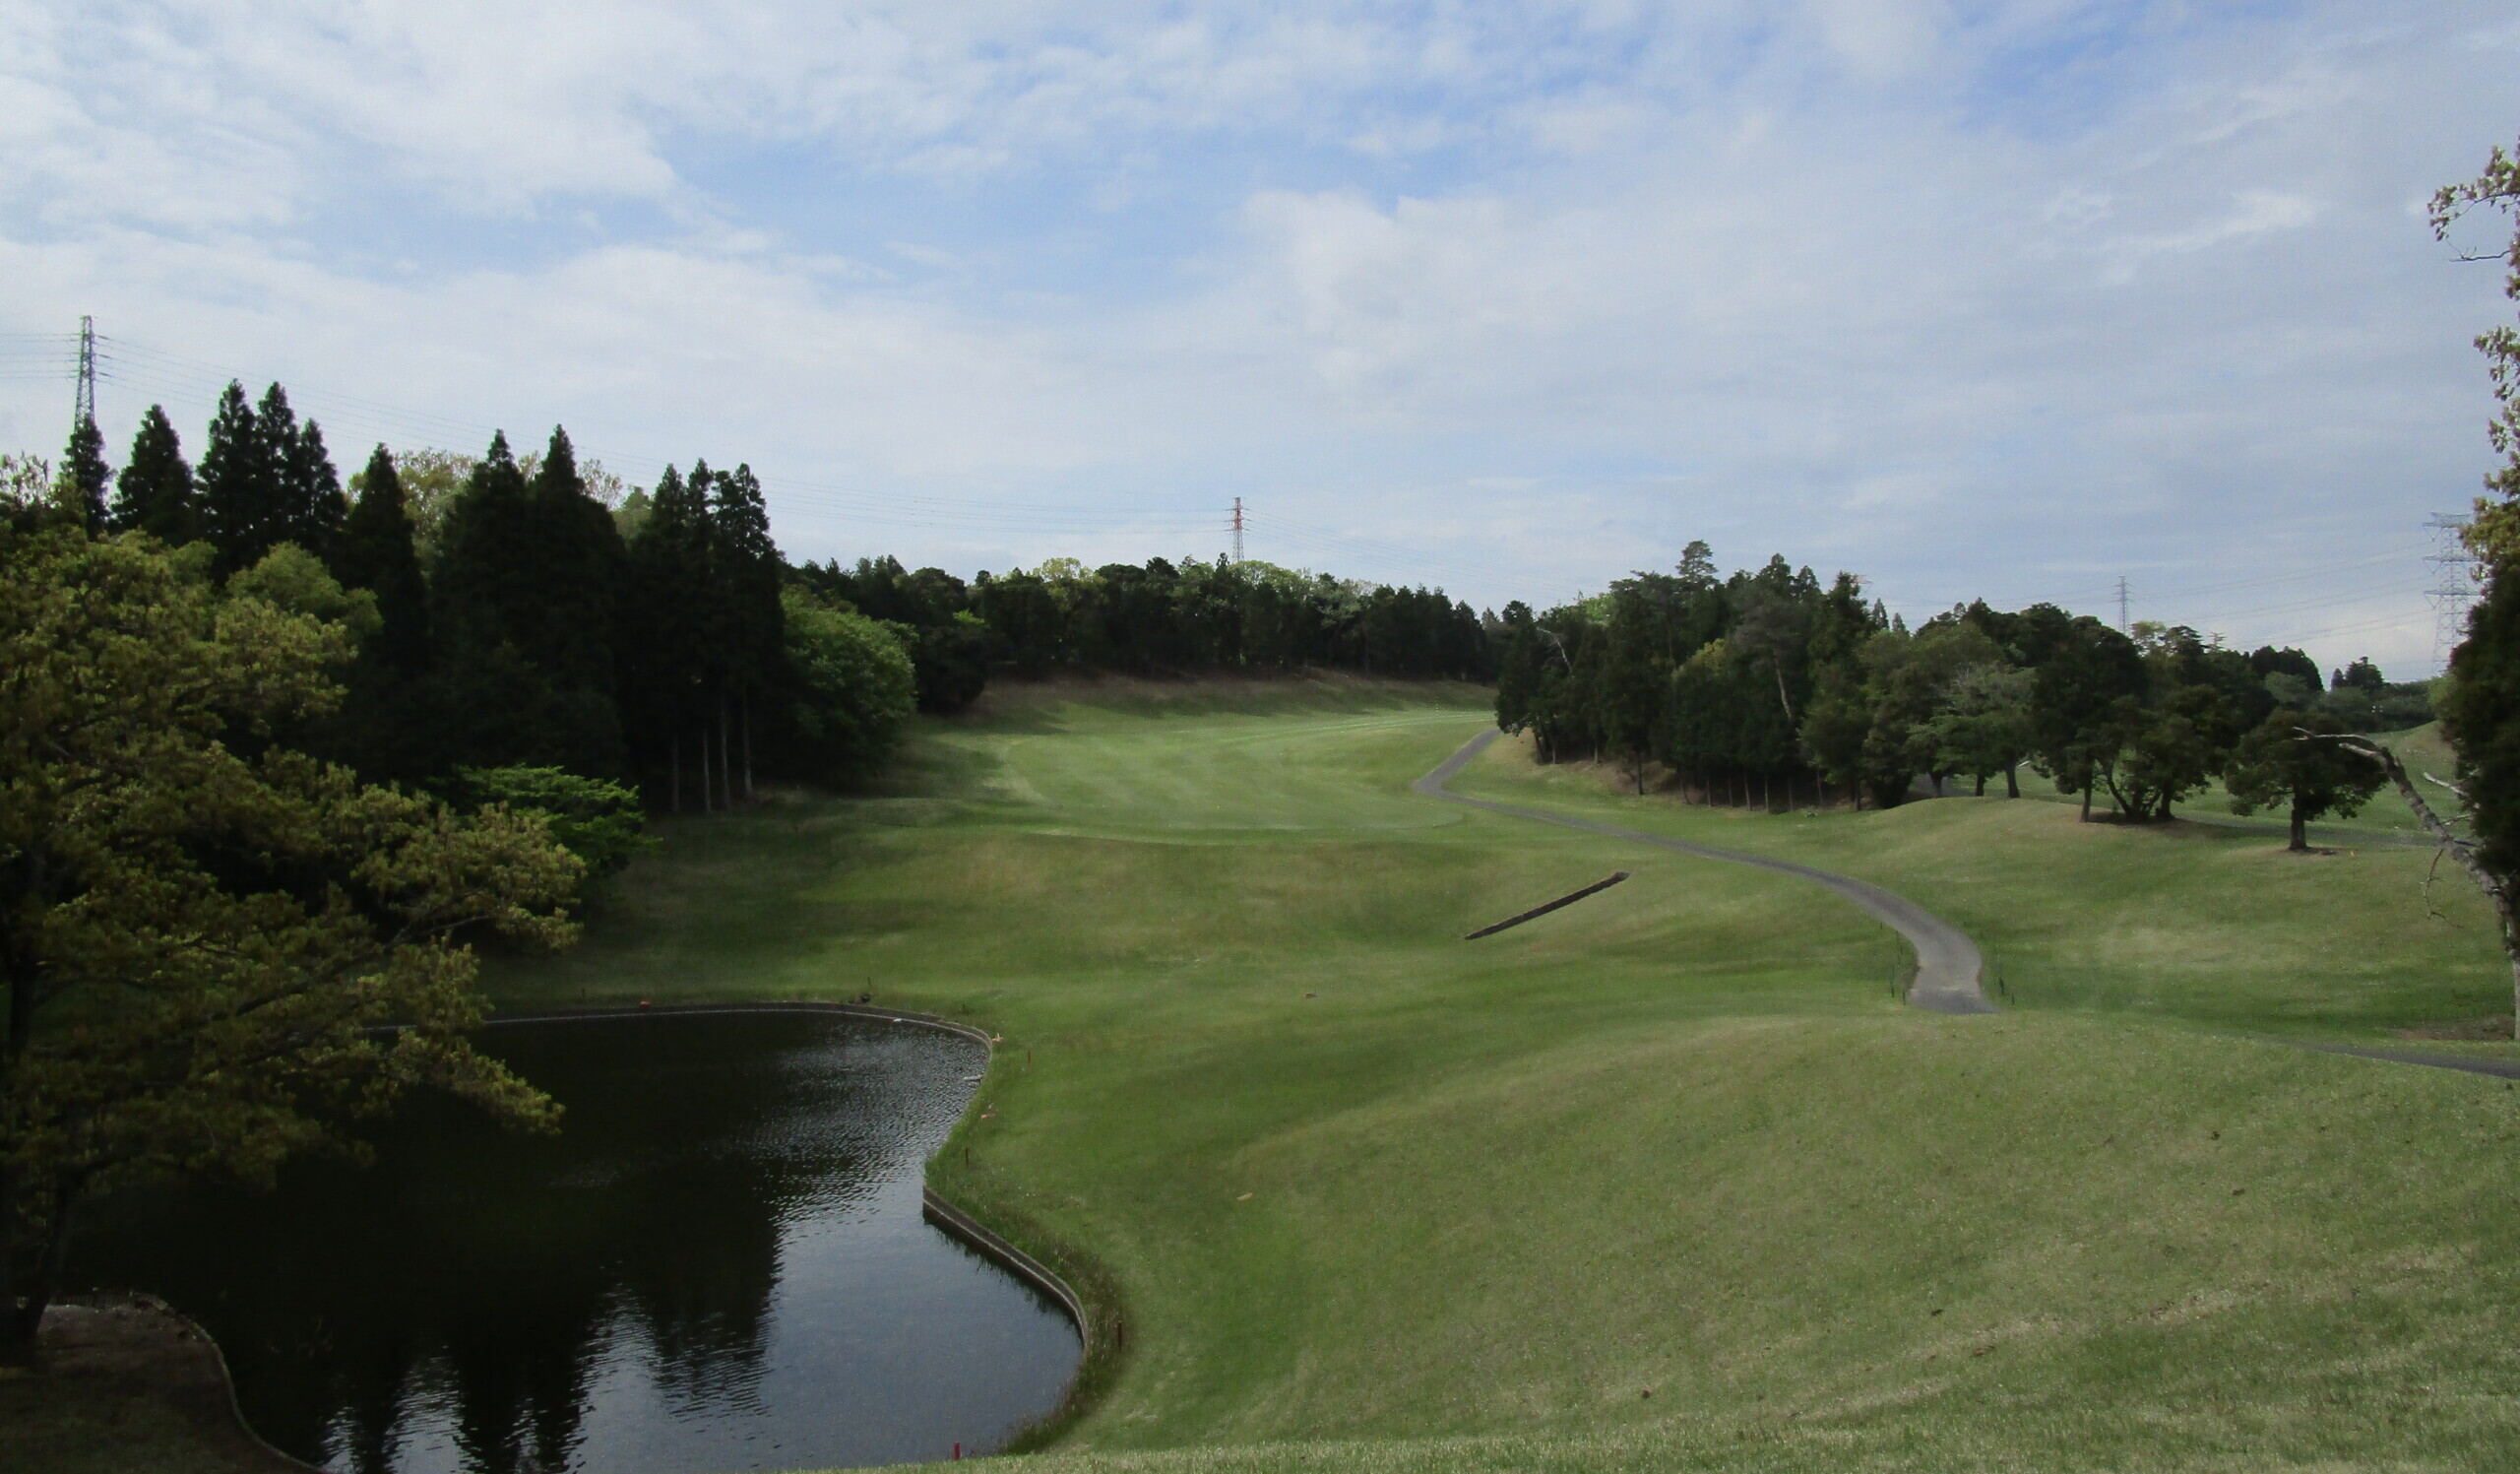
471;678;2520;1471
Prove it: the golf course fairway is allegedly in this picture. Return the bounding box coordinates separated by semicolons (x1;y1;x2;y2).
483;676;2520;1472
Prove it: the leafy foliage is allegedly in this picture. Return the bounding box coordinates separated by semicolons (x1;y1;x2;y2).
450;766;656;881
2226;709;2385;851
779;588;917;779
2436;139;2520;880
0;523;581;1353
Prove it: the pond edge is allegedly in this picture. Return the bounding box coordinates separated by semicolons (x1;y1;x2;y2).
486;998;1110;1450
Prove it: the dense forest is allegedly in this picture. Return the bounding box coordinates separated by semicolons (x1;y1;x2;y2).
1496;542;2432;846
41;384;1495;830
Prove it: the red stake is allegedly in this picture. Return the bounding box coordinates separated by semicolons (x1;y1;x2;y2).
954;1442;962;1460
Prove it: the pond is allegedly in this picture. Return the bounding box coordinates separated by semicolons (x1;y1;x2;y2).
69;1009;1083;1473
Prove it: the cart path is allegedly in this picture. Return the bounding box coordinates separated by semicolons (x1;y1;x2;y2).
1417;730;1994;1014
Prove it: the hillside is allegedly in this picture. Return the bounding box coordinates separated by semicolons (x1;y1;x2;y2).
476;677;2520;1472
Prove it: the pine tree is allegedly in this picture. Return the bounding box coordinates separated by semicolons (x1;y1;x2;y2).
196;381;281;573
283;416;346;560
433;430;535;657
622;465;717;809
111;406;196;545
336;445;430;672
710;463;784;800
521;426;626;699
59;416;108;534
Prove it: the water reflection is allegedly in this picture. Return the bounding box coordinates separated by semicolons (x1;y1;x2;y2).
72;1011;1081;1473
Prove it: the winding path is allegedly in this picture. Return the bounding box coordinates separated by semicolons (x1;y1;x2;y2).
1417;730;1994;1014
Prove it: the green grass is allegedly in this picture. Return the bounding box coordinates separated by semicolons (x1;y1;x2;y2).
1453;734;2515;1043
478;674;2520;1472
65;673;2520;1472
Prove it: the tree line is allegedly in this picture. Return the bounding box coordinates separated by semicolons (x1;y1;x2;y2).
1496;541;2430;849
50;384;1499;815
54;383;917;816
794;550;1497;706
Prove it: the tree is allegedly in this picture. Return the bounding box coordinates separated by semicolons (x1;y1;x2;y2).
1928;663;2034;797
2226;709;2384;852
2029;616;2145;820
708;463;784;801
2421;136;2520;1027
622;465;719;808
1599;584;1664;793
58;417;108;535
779;588;916;780
109;406;195;545
432;431;626;778
0;521;581;1356
334;445;431;673
196;381;274;575
277;407;346;561
449;767;655;883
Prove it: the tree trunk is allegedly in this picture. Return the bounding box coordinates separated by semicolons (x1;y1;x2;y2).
719;700;733;807
8;1175;79;1353
700;724;715;812
741;690;756;802
2005;762;2020;800
2079;782;2092;822
1974;773;1985;797
669;733;682;814
2289;802;2308;852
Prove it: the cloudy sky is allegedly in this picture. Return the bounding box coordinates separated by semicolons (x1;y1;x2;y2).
4;1;2516;673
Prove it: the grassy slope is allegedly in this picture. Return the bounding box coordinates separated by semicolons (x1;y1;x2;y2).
1455;734;2513;1041
480;679;2516;1470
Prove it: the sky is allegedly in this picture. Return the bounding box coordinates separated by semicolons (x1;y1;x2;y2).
3;1;2517;676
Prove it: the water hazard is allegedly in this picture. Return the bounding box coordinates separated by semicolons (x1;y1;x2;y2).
70;1010;1082;1473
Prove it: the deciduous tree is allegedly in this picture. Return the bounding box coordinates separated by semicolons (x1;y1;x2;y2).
2226;710;2384;852
0;521;579;1357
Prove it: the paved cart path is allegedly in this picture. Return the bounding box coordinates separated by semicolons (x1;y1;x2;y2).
1418;730;1994;1014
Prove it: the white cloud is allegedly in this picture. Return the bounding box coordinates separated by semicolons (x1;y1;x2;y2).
0;0;2509;676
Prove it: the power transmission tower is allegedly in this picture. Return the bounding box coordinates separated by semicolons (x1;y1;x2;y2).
2428;512;2480;672
1231;497;1245;565
2115;575;2129;633
73;315;96;427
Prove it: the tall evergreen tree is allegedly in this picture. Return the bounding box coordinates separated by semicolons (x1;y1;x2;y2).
282;415;346;559
336;445;430;672
432;431;626;777
110;406;196;545
709;463;784;799
196;381;279;574
59;415;108;534
521;426;625;699
623;465;718;809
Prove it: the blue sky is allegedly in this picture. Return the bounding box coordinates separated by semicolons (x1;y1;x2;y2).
4;1;2517;673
